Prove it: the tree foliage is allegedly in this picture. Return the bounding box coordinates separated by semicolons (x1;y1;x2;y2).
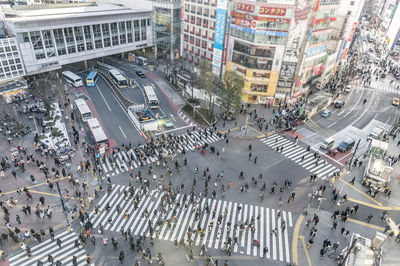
218;71;244;113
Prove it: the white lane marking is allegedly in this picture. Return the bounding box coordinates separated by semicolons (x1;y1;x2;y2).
96;84;111;111
119;125;127;139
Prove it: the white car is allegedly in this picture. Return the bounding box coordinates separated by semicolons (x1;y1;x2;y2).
345;85;351;93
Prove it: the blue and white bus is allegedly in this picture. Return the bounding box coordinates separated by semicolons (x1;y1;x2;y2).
86;71;98;87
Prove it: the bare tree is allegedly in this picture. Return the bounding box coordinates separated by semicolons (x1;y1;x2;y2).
28;77;58;116
193;60;219;116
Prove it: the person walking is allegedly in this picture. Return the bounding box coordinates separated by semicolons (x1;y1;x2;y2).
56;238;62;249
263;246;269;258
119;250;125;264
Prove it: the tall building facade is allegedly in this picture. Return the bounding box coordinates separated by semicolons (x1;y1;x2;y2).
181;0;222;72
226;0;296;104
295;0;340;95
153;0;181;63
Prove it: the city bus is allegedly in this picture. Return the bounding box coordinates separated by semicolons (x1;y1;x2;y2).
136;56;147;66
143;85;159;109
74;98;92;122
86;118;109;155
86;71;98;86
62;71;83;87
109;69;128;89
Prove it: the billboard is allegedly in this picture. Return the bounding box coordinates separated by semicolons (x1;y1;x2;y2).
212;0;228;75
259;6;286;16
277;62;296;89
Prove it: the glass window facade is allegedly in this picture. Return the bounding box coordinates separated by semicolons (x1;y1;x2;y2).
17;19;148;62
0;38;25;81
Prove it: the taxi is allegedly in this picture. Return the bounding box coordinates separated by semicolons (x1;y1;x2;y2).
393;97;399;106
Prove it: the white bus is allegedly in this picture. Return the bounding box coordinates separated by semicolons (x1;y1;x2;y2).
136;56;147;66
62;71;83;87
74;98;92;122
109;69;128;89
143;85;159;109
87;118;109;155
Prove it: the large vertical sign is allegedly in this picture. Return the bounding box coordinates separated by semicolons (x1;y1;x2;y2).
212;0;228;75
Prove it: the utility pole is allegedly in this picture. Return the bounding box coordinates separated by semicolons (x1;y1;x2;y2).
56;181;70;225
291;0;319;96
348;139;361;170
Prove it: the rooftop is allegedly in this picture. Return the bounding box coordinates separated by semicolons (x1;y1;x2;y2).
3;2;151;22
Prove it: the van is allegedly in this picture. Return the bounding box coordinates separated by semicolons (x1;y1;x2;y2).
368;126;384;140
320;137;335;150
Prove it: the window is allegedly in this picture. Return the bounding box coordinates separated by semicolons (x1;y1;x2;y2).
119;22;126;45
64;27;76;54
30;31;46;60
102;24;111;47
347;11;352;15
53;29;66;56
127;21;133;43
350;1;355;5
74;27;85;52
110;23;119;46
92;24;103;49
84;26;93;51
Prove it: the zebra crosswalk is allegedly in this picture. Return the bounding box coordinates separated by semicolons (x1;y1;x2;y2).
90;184;293;262
260;134;339;180
8;230;89;266
99;130;223;177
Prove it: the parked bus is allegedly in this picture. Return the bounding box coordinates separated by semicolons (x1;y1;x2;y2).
62;71;83;87
74;98;92;122
86;118;109;155
109;69;128;88
143;85;159;109
86;71;98;87
136;56;147;66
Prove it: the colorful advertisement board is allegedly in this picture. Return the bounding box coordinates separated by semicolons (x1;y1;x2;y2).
230;24;288;37
237;3;255;13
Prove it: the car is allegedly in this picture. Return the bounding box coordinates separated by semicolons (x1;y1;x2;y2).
334;101;345;108
344;85;351;93
321;110;332;118
135;71;146;78
393;97;399;106
337;138;355;152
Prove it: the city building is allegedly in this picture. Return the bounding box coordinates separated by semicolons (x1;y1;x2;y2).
295;0;341;96
2;2;153;75
384;0;400;52
0;37;25;82
226;0;296;105
153;0;181;63
324;0;365;80
181;0;225;74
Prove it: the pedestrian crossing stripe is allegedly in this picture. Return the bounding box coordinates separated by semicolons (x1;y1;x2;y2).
260;134;339;179
8;230;88;266
99;130;224;178
90;185;293;262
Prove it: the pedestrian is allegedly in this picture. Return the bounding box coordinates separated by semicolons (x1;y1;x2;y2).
331;221;337;230
263;246;268;258
350;176;356;185
366;214;373;223
56;238;62;249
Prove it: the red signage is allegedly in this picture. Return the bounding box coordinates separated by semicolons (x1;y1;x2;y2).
314;17;337;24
232;11;291;23
235;18;252;28
237;3;255;13
313;64;324;76
259;7;286;16
348;22;357;42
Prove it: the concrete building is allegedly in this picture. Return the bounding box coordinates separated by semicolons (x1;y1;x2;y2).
2;2;153;75
384;0;400;51
324;0;365;79
226;0;296;105
295;0;341;96
181;0;225;73
153;0;181;63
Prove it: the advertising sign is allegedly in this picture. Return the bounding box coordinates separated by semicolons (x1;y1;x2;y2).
212;0;227;75
231;11;291;23
237;3;255;13
230;24;288;37
277;62;296;89
259;6;286;16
